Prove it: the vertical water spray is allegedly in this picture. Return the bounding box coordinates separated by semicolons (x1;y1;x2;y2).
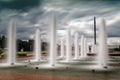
8;20;16;65
98;18;108;67
91;44;98;54
66;28;72;62
87;44;90;53
50;14;56;66
34;29;41;61
74;32;79;59
80;35;84;58
84;38;87;57
60;38;64;58
91;44;95;53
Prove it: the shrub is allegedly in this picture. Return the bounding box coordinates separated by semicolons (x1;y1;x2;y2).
0;50;3;54
41;51;48;55
0;52;5;58
17;52;27;56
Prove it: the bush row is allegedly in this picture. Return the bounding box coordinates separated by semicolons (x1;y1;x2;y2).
0;51;48;57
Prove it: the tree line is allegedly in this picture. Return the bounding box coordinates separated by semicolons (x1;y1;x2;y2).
0;35;48;52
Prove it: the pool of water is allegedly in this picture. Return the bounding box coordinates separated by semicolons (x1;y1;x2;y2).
0;56;120;80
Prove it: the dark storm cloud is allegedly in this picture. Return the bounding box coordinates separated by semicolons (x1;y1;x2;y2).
107;20;120;37
0;0;120;40
0;0;42;11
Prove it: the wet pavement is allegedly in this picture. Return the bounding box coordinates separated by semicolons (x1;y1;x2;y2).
0;56;120;80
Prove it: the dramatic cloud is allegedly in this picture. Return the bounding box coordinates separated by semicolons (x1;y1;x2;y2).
0;0;120;44
0;0;41;11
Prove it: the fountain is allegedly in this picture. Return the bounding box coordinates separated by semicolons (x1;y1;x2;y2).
87;43;90;53
82;18;110;70
91;44;97;54
83;38;87;57
74;32;79;59
7;20;16;65
66;28;72;62
34;29;41;62
80;35;84;58
97;18;108;68
60;38;65;58
77;18;111;71
80;36;87;58
0;20;26;67
49;15;57;66
91;44;94;53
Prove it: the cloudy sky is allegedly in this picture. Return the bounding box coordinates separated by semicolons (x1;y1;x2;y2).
0;0;120;42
